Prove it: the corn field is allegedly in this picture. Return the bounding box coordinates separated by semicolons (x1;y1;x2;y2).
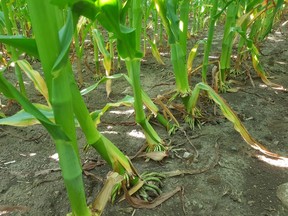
0;0;287;215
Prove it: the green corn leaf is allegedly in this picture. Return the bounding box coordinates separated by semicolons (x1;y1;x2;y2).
120;0;132;22
70;0;142;60
52;0;99;20
52;9;74;76
50;0;71;8
92;29;111;71
0;103;80;127
0;35;39;58
260;0;284;39
0;73;69;141
81;74;124;95
117;26;143;59
96;0;121;35
72;1;98;20
153;0;176;43
0;11;5;31
91;95;134;125
165;0;180;41
80;73;159;116
246;0;264;12
0;104;54;126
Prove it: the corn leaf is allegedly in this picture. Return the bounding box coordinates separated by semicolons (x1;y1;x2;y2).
96;0;121;35
260;0;284;39
0;104;54;126
92;29;111;72
187;42;203;73
91;95;134;125
0;35;39;58
188;82;284;159
0;11;5;31
72;1;98;20
0;73;69;141
148;39;165;65
92;172;124;215
236;28;283;88
52;9;74;76
81;74;123;95
16;60;50;105
153;0;176;43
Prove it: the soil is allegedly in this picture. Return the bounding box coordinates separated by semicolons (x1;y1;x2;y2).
1;17;288;216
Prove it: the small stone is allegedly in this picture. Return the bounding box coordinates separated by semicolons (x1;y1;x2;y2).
277;182;288;208
247;200;255;206
54;191;60;196
183;152;192;159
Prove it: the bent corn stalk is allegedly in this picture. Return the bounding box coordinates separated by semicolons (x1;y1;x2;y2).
187;82;287;159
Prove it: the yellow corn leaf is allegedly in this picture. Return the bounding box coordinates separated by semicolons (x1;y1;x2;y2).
148;39;165;65
0;103;54;126
191;83;286;159
118;180;145;202
251;53;284;88
187;43;199;73
236;10;253;27
16;60;50;106
91;172;124;215
106;79;112;98
93;29;112;97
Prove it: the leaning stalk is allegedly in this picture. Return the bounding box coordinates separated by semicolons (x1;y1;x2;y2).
68;75;134;175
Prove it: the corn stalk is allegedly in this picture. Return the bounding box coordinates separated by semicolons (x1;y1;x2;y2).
1;0;26;95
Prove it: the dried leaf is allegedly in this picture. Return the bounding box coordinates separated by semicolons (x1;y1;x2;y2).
123;184;182;209
138;151;168;161
118;180;145;202
92;172;124;215
226;87;240;93
0;205;29;214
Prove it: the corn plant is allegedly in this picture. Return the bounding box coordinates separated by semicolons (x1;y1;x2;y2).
201;0;219;83
1;0;26;95
73;16;92;86
92;29;113;97
151;0;285;160
0;0;154;214
218;1;239;90
86;0;165;151
233;0;286;88
0;0;286;215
